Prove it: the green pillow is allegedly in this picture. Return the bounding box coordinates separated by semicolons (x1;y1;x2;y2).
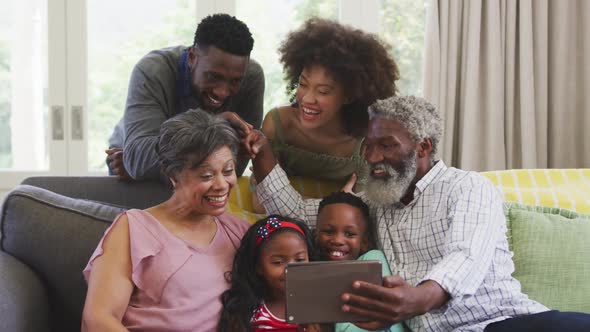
504;202;590;313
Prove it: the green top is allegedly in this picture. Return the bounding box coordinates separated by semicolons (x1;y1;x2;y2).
335;250;406;332
269;108;368;185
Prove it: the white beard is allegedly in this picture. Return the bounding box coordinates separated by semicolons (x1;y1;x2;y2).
365;153;417;206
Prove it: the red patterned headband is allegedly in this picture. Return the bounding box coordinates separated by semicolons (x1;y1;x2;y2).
256;216;305;246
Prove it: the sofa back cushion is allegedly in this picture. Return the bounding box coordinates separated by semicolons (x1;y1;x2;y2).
0;185;122;332
483;169;590;213
504;202;590;313
227;176;342;223
21;176;172;210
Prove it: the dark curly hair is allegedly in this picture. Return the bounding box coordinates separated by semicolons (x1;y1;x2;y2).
218;215;316;332
279;18;399;137
193;13;254;56
318;191;377;251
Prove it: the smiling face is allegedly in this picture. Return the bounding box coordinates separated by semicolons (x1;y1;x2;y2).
188;45;249;111
256;231;309;300
173;146;236;216
316;203;368;261
295;64;348;130
363;117;418;205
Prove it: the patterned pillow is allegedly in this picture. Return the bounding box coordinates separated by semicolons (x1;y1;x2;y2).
482;169;590;213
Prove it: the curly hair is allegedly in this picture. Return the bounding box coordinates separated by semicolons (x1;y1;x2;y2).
193;13;254;56
279;18;399;137
318;191;377;251
368;95;443;159
218;215;316;332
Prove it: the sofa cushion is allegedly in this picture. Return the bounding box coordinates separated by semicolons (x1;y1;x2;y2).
227;176;342;223
483;169;590;213
0;251;50;332
0;185;123;332
504;202;590;313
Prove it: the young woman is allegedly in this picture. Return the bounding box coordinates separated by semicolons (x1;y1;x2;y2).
82;110;251;332
251;18;399;212
265;18;398;181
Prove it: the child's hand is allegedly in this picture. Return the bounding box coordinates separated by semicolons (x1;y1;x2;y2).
341;173;358;194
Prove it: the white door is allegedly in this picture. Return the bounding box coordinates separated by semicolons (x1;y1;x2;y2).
0;0;68;190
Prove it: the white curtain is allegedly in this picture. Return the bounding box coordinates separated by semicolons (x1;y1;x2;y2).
423;0;590;171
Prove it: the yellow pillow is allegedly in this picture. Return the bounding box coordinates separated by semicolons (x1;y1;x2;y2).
227;176;342;223
481;169;590;214
228;169;590;222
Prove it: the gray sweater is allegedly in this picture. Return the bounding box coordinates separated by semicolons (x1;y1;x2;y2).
109;46;265;180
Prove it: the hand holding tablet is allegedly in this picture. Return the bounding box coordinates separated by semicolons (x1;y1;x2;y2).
285;260;382;324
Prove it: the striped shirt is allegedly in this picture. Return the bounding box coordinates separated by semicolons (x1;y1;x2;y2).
257;161;548;332
251;302;301;331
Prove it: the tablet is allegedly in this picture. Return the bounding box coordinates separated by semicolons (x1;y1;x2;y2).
285;260;382;324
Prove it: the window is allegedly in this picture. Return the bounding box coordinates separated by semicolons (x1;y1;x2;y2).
87;0;195;171
238;0;339;113
0;0;49;171
380;0;426;95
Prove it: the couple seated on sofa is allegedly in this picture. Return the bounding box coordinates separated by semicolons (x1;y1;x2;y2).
83;96;590;331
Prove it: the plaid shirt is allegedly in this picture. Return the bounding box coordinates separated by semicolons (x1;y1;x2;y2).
257;161;548;332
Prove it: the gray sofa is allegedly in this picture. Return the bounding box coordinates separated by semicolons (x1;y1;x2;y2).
0;177;171;332
3;172;590;332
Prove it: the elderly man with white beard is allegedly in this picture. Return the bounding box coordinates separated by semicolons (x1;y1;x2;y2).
248;95;590;332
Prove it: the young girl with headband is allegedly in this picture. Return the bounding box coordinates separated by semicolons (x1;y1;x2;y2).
218;215;320;331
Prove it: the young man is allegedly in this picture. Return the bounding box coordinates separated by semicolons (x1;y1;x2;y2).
250;96;590;331
107;13;265;181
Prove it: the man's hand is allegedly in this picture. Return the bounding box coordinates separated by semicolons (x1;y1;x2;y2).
341;276;449;329
218;111;253;137
105;148;133;182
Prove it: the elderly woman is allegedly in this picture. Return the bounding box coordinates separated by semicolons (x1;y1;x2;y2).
81;109;251;331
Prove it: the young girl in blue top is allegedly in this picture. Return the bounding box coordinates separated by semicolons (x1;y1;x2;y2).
219;215;324;332
316;192;405;332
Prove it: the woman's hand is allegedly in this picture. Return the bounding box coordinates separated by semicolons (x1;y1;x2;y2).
341;173;357;193
241;129;269;159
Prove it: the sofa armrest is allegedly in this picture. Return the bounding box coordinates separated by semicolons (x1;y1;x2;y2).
21;176;172;209
1;185;122;331
0;251;50;332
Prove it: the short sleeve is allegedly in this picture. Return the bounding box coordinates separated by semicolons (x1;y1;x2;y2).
83;209;192;303
82;211;128;282
358;250;393;277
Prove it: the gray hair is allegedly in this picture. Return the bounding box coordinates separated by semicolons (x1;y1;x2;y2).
368;95;443;158
157;109;239;179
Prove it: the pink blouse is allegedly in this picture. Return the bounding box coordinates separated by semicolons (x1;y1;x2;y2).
83;209;250;332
